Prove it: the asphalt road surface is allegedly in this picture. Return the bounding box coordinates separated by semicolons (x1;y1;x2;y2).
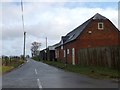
2;58;118;88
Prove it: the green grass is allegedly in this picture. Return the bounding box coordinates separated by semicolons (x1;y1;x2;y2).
32;56;41;61
2;66;14;74
11;60;25;68
0;59;1;75
41;60;120;79
1;59;25;74
65;65;119;79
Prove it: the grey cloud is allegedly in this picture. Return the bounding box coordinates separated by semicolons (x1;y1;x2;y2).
1;2;118;56
2;27;23;40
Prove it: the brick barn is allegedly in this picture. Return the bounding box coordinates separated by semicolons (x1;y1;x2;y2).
55;13;120;65
39;44;58;61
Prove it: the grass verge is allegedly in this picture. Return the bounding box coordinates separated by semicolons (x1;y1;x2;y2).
41;60;120;79
1;59;25;74
2;66;14;74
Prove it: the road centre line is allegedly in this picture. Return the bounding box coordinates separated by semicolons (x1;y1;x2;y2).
35;69;38;75
37;78;42;89
35;69;42;88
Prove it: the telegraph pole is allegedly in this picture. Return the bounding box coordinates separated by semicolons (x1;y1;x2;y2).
23;32;26;60
21;0;26;60
46;37;47;49
46;37;47;60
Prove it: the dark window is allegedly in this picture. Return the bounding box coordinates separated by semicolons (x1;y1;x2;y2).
98;22;104;30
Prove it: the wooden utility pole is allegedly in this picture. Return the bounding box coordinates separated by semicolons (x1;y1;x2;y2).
23;32;26;60
46;37;47;49
46;37;47;60
21;0;26;60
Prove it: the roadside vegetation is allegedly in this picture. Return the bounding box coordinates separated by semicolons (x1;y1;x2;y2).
33;57;120;79
32;56;40;62
43;61;120;79
1;55;25;74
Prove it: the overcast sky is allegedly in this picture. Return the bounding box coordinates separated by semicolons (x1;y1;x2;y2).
1;0;119;56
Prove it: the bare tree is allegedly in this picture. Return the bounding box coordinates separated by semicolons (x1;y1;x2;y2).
31;42;41;57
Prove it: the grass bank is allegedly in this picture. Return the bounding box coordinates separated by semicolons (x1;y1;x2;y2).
2;66;14;74
2;59;25;74
39;60;119;79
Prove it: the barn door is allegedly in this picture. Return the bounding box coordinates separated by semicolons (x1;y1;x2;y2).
72;48;75;65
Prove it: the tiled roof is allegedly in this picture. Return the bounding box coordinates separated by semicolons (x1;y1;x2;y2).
56;13;108;47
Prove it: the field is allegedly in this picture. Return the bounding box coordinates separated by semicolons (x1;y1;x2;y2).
1;57;25;74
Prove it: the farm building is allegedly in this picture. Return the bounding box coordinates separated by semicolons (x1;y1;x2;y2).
55;13;120;66
46;46;56;61
39;44;58;61
39;49;47;61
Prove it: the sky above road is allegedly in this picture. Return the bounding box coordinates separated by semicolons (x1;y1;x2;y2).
1;0;119;56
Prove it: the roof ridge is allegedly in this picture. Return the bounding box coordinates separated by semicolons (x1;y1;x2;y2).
92;13;107;20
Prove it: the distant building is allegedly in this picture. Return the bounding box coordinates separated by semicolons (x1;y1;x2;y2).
39;49;47;60
55;13;120;65
39;44;58;61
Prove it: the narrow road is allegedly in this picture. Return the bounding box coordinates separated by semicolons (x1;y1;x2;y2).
2;58;118;89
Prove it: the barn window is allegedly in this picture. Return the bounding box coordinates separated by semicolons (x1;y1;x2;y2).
55;50;57;58
61;46;63;49
64;50;66;57
67;49;69;54
61;40;63;49
98;22;104;30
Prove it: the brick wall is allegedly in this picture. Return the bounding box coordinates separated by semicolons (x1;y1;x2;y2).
56;19;120;65
76;19;119;48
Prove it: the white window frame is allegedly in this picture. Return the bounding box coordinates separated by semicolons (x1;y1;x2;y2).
61;46;63;49
98;22;104;30
61;40;63;49
64;50;66;57
72;48;75;65
55;50;58;58
67;49;69;54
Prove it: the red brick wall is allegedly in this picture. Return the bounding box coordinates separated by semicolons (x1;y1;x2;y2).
56;42;77;64
56;47;64;61
56;19;120;64
64;41;76;64
76;19;119;48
